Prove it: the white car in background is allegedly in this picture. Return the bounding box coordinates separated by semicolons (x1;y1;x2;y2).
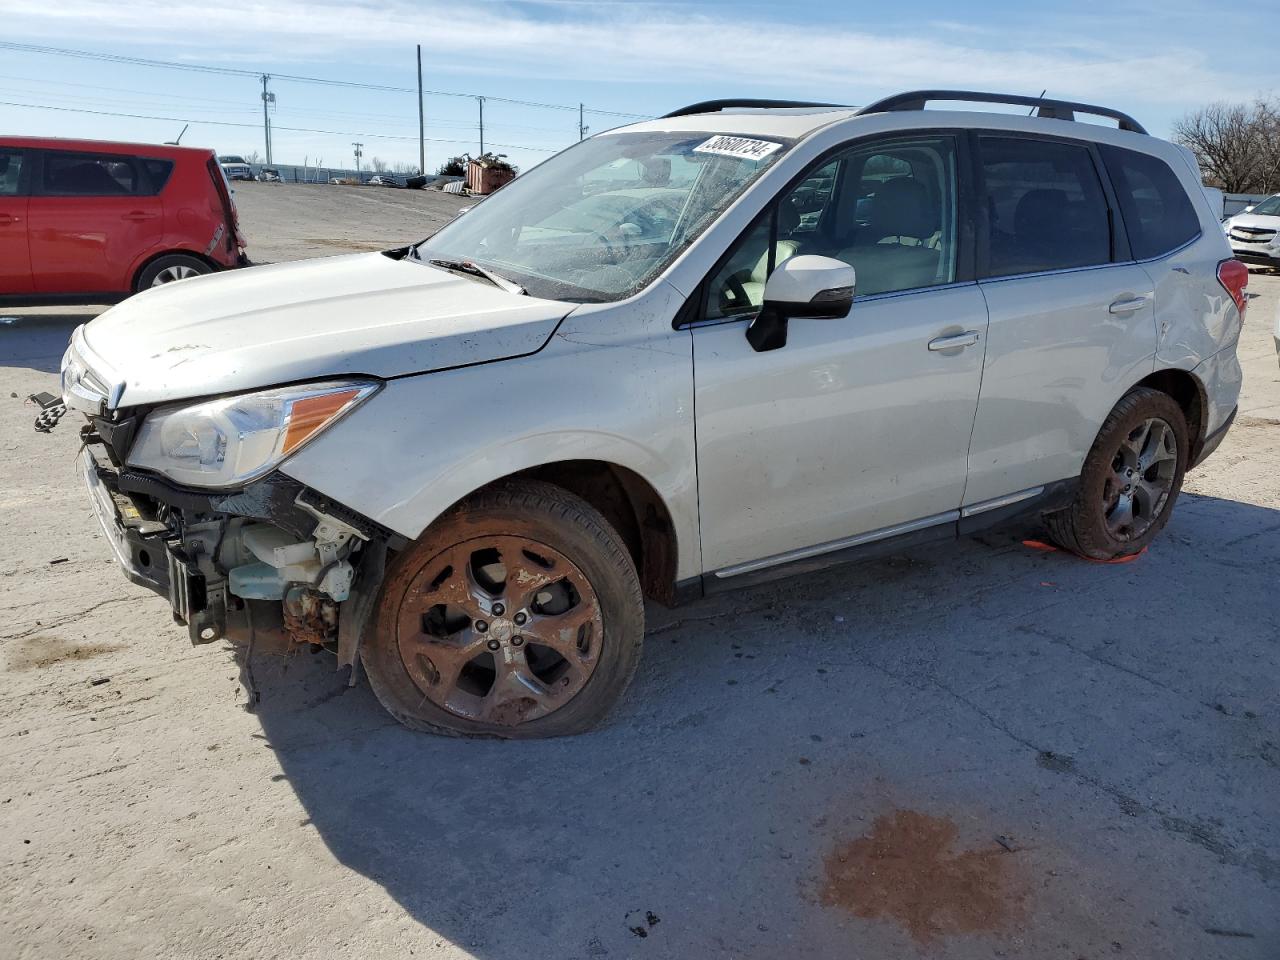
1224;193;1280;268
59;90;1248;739
217;155;253;182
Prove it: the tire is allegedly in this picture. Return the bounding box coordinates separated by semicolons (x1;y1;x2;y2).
362;480;644;738
135;254;212;291
1044;387;1189;560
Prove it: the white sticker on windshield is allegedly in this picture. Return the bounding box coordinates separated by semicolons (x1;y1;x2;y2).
692;135;783;163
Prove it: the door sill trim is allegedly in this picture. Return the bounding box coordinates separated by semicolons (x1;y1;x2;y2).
960;486;1045;518
713;510;960;579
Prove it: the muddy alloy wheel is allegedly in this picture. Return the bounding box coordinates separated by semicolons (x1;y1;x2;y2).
362;481;644;738
1102;417;1178;542
1045;386;1189;560
397;535;603;725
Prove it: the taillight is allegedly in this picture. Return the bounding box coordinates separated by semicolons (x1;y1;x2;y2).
1217;259;1248;318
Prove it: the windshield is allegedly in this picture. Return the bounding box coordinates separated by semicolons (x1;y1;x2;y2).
413;130;792;302
1247;194;1280;216
220;156;246;164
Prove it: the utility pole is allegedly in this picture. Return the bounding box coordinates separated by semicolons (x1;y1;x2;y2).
414;44;424;175
352;142;363;181
579;103;587;141
260;74;274;164
477;96;485;156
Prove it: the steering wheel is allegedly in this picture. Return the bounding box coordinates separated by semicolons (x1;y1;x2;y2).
590;231;620;264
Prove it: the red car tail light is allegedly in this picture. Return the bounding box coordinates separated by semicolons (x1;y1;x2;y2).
1217;259;1248;318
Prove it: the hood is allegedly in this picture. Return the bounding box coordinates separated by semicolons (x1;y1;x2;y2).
1227;213;1280;231
81;252;572;408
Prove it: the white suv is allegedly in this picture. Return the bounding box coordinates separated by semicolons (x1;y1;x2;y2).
61;90;1248;738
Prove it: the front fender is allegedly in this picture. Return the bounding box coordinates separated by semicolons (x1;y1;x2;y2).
281;322;700;580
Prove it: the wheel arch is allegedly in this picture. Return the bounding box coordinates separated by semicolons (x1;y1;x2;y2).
130;248;221;292
1133;366;1208;456
465;460;682;607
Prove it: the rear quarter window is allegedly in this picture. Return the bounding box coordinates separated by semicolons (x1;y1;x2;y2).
1099;145;1201;260
141;158;175;193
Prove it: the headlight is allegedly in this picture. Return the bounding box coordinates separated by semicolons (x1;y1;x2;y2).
127;379;379;488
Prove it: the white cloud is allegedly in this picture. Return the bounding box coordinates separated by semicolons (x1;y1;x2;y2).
0;0;1255;112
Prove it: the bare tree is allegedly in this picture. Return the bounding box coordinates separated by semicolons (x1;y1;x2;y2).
1173;99;1280;194
245;150;263;165
390;161;419;176
370;156;388;174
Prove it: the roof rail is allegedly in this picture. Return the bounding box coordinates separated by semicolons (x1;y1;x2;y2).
856;90;1148;135
663;98;847;119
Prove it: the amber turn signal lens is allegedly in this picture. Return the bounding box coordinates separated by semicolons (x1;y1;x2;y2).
282;388;361;455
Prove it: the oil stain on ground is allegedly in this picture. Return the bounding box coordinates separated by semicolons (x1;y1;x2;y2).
821;808;1025;944
6;636;123;671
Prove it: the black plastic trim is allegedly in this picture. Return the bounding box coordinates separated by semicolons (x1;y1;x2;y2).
663;99;847;118
858;90;1148;135
1190;406;1236;469
686;477;1080;601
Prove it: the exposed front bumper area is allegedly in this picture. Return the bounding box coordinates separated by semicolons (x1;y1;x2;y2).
82;449;170;598
80;437;392;657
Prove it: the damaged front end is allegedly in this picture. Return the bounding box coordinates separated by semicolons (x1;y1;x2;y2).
81;433;392;663
65;327;395;666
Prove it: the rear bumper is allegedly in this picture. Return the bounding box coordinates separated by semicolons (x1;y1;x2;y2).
1191;406;1236;469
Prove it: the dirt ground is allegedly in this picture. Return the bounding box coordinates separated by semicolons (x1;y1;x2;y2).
1;184;1278;959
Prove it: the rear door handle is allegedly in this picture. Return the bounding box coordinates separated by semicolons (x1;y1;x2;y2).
122;211;157;221
928;330;980;352
0;214;19;225
1109;294;1151;314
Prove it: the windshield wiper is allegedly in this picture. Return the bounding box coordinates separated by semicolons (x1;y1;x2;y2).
426;257;526;296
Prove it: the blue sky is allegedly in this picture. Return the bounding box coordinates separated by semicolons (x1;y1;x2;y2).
0;0;1273;173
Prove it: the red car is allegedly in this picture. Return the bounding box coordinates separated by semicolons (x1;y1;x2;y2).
0;137;246;305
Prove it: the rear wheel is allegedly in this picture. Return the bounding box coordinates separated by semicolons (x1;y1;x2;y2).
136;254;211;290
1045;387;1189;559
362;481;644;738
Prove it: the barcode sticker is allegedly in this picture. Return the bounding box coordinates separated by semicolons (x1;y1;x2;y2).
692;136;783;163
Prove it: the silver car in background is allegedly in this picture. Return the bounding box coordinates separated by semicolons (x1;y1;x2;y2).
61;90;1247;738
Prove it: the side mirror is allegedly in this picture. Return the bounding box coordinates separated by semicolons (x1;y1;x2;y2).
747;255;857;352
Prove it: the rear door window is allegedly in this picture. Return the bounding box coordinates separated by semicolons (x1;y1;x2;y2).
39;152;140;196
978;136;1112;277
0;149;24;195
1098;145;1200;259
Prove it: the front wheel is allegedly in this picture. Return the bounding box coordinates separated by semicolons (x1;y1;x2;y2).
1045;387;1189;560
362;480;644;738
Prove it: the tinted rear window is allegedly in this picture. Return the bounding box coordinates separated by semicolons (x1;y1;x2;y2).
1099;145;1200;260
979;136;1112;278
41;152;139;196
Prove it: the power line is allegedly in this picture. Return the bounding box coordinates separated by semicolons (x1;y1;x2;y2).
0;99;559;152
0;40;650;118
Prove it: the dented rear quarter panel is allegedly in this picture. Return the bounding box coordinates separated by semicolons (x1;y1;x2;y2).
1146;144;1244;436
279;279;702;580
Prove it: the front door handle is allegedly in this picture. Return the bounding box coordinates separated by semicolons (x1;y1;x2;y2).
1109;294;1151;314
0;214;19;225
928;330;980;352
122;211;157;221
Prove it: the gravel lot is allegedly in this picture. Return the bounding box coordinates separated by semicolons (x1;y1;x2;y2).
2;184;1278;960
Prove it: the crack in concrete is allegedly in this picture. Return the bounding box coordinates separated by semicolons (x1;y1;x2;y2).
843;644;1279;886
0;597;145;643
